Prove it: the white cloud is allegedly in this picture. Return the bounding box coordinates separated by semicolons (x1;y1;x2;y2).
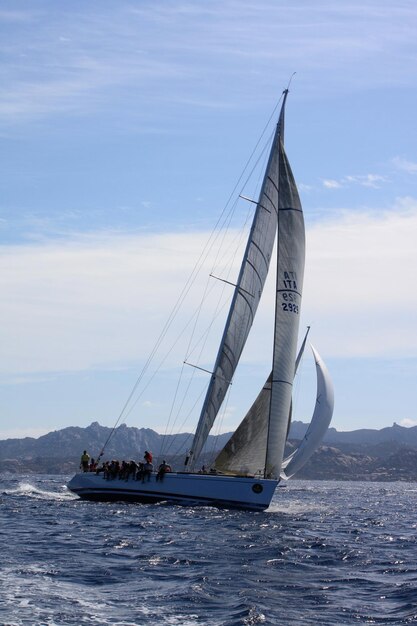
0;230;241;377
1;200;417;380
1;1;417;126
302;199;417;358
392;156;417;174
322;174;387;190
323;179;343;189
399;418;417;427
344;174;387;188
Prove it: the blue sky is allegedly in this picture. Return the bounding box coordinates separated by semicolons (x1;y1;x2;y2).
1;0;417;440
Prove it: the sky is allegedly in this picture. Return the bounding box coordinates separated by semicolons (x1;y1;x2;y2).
1;0;417;440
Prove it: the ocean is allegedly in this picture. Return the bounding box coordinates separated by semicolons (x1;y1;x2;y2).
1;476;416;626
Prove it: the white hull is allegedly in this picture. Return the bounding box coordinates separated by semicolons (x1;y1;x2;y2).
67;471;278;511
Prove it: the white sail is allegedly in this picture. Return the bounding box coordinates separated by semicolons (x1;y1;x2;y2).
265;138;305;479
188;94;288;469
281;345;334;479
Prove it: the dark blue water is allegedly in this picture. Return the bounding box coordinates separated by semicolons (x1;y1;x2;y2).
1;477;416;625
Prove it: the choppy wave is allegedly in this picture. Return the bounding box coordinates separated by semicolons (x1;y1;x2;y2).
3;479;77;501
0;476;416;625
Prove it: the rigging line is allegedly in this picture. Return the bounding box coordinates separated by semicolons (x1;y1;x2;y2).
292;339;307;423
133;100;280;415
120;301;216;424
122;256;233;432
162;247;234;441
99;95;286;458
286;72;296;91
191;151;268;361
210;194;254;295
182;199;250;369
208;91;285;260
164;385;207;458
115;197;247;430
167;289;231;441
182;94;281;306
176;128;276;457
160;361;187;459
100;219;237;456
110;184;249;429
206;127;274;302
119;278;232;430
206;206;252;321
161;258;214;453
211;125;274;283
209;379;233;466
184;287;230;364
207;93;283;281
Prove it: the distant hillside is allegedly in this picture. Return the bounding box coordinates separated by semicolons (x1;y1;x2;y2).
290;420;417;448
0;421;231;473
1;420;416;481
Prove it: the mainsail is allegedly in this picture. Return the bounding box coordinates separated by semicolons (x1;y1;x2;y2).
187;92;290;470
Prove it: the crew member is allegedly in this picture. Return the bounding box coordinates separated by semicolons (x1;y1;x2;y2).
80;450;90;472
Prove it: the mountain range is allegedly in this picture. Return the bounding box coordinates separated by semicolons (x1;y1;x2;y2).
1;420;416;481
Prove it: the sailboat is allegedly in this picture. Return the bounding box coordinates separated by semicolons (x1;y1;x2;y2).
67;90;334;511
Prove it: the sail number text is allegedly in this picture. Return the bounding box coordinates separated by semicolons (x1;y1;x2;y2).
281;293;299;314
280;271;300;314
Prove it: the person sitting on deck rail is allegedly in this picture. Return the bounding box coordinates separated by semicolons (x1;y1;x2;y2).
127;460;138;480
142;461;153;482
105;460;120;479
156;460;172;481
136;462;145;481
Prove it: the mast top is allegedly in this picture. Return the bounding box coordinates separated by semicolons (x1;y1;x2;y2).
279;72;296;140
278;88;289;141
285;71;296;91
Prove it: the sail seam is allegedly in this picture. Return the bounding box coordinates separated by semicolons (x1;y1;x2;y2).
276;288;302;296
